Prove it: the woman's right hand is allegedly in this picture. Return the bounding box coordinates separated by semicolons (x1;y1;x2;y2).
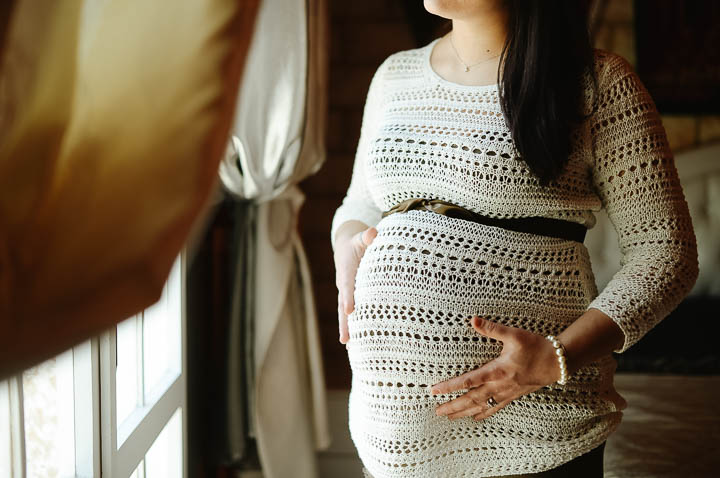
334;225;378;348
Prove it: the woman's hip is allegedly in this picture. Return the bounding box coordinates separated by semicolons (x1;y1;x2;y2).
360;440;606;478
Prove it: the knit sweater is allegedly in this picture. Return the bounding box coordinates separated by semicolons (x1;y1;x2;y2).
330;37;699;477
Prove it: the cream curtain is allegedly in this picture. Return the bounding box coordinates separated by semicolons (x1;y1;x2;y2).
217;0;331;475
0;0;259;379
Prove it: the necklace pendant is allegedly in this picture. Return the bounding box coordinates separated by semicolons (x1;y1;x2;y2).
464;66;470;72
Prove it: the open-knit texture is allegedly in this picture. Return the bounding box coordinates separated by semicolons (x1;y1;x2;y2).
330;37;698;477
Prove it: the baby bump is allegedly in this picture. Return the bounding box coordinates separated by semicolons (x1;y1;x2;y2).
346;209;616;398
346;210;623;473
348;208;599;351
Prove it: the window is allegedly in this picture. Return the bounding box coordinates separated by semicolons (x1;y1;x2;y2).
0;252;186;478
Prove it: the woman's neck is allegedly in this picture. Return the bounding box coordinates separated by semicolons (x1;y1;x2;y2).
449;10;509;63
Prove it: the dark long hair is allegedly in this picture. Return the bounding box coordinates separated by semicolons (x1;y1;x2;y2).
496;0;598;187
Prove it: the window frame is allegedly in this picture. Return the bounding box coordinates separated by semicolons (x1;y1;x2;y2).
1;249;187;478
100;250;188;478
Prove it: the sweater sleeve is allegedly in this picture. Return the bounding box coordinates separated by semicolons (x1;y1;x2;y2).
584;52;699;354
329;58;389;254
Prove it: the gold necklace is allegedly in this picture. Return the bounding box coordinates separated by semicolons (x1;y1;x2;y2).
447;32;501;72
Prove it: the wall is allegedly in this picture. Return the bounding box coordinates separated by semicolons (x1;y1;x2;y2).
594;0;720;150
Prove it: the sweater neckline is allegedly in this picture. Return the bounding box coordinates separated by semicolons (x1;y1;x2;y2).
423;37;499;92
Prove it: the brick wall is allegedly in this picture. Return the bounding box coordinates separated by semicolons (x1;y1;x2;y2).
594;0;720;150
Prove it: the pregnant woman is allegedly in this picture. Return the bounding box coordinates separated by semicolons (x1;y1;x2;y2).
330;1;699;477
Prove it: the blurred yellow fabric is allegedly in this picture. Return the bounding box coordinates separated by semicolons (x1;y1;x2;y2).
0;0;259;378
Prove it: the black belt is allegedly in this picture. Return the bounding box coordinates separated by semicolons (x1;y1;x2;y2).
381;198;587;244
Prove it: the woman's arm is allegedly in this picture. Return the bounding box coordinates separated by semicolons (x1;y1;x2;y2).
330;57;390;253
556;308;624;377
565;51;699;365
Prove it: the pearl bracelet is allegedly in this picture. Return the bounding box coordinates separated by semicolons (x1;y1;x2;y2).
545;335;568;385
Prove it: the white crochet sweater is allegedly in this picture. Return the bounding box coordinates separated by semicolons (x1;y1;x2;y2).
331;38;699;476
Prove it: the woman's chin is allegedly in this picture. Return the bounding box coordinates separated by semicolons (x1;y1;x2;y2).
423;0;457;20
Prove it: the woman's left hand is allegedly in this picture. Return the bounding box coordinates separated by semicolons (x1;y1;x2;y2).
430;316;565;421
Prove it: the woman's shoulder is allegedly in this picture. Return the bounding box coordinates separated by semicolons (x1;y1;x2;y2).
579;48;650;117
589;48;638;87
372;40;435;84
